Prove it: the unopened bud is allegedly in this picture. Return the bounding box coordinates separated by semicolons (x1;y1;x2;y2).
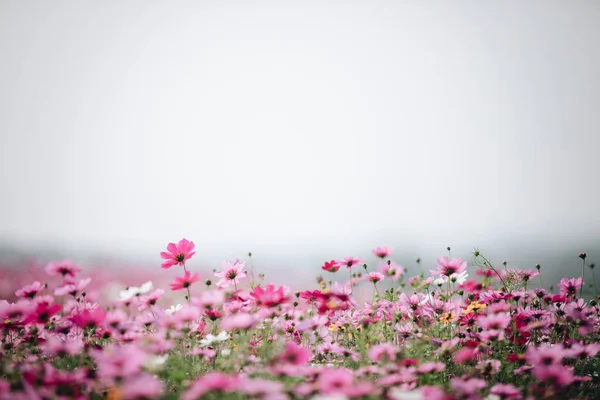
578;253;587;260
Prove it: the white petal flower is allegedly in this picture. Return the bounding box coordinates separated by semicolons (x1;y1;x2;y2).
165;304;182;315
450;271;468;285
433;277;446;287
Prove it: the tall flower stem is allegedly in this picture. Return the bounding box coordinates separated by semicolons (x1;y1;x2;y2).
580;258;586;299
183;264;191;304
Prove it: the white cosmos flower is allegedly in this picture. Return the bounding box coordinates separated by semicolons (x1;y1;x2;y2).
119;281;154;301
199;331;230;347
450;271;468;285
146;354;169;370
165;304;182;315
388;387;424;400
433;277;446;287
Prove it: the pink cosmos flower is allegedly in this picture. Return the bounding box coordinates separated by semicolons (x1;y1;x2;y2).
489;383;522;399
378;261;405;281
317;368;354;395
42;336;84;357
532;364;576;386
25;302;62;325
372;246;392;258
69;307;106;329
120;374;164;400
431;256;467;277
321;260;340;273
250;284;289;307
557;277;583;297
15;282;44;299
220;312;257;331
525;344;566;366
278;342;311;366
160;238;196;269
54;277;91;297
45;260;81;277
137;289;164;311
169;271;200;291
91;343;147;379
214;260;247;288
336;256;364;269
478;312;511;330
192;290;225;309
238;378;284;397
367;271;385;284
182;373;240;400
368;342;398;363
450;376;487;396
417;362;446;374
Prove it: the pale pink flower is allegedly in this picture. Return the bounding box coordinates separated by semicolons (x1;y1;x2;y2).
138;289;164;311
45;260;81;277
214;260;247;288
372;246;392;258
54;277;91;297
120;374;164;399
367;272;385;284
15;282;44;299
378;261;405;281
489;384;522;399
431;257;467;277
557;277;583;297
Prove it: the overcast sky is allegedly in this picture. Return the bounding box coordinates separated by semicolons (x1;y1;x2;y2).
0;1;599;279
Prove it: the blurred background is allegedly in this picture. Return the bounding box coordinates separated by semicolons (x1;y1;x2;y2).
0;1;599;291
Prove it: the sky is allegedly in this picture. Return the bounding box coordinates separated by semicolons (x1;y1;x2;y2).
0;1;599;284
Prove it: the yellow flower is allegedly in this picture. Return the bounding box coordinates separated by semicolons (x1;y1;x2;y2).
105;387;122;400
440;312;455;324
328;324;339;332
462;301;487;314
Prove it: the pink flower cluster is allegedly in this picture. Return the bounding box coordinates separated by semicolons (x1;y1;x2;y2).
0;241;598;400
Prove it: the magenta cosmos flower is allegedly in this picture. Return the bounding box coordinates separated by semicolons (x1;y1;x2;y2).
160;238;196;269
431;256;467;277
336;256;364;269
170;271;200;291
214;260;247;288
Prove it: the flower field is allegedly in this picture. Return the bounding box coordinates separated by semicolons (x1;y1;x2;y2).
1;240;599;399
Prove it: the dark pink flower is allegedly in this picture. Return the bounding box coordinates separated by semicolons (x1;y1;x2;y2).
321;260;340;272
250;284;289;307
278;342;311;366
214;260;247;288
70;307;106;329
160;238;196;269
336;256;364;269
169;271;200;291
